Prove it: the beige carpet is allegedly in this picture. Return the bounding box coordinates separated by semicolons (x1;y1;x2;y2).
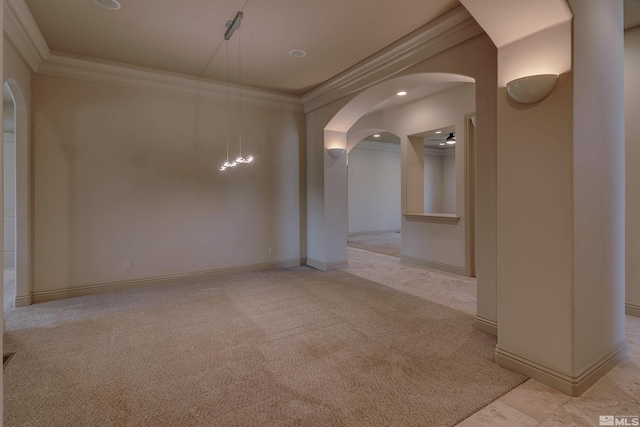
3;267;525;426
347;232;401;258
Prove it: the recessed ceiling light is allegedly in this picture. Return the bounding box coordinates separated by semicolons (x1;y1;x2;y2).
435;131;442;134
289;49;306;58
439;142;446;146
397;91;407;96
373;134;380;138
96;0;121;9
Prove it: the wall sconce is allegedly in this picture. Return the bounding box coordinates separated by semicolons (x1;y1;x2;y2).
506;74;558;104
327;148;346;159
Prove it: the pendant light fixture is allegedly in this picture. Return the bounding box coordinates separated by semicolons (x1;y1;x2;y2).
220;11;253;171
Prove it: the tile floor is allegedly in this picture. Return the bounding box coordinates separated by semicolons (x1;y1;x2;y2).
346;242;640;427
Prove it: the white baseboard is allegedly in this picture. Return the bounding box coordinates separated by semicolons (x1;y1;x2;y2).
32;259;305;303
626;302;640;318
14;294;32;307
495;340;628;396
400;255;467;276
307;258;348;271
475;315;497;336
348;229;401;236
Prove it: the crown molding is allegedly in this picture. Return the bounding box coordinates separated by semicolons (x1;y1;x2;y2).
3;0;50;72
38;53;304;113
301;6;484;114
4;0;302;113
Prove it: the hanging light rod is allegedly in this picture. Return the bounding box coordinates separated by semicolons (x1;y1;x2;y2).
224;11;243;40
220;10;253;172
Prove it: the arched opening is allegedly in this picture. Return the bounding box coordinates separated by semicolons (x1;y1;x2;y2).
327;73;476;266
322;72;478;316
3;79;31;308
3;84;17;310
347;130;402;258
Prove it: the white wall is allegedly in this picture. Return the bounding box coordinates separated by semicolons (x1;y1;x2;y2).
442;151;455;213
423;151;442;213
423;148;455;214
626;26;640;315
32;74;305;298
348;140;400;234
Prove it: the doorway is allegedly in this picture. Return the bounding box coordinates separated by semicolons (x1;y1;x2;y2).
3;79;31;308
3;83;17;310
347;132;402;258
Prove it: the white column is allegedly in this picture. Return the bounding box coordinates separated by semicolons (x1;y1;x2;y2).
495;0;626;396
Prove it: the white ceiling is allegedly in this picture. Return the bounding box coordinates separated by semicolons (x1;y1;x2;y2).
23;0;461;96
17;0;640;101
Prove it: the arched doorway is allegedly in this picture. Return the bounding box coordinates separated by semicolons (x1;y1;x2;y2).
3;79;31;308
347;130;402;258
3;84;17;310
327;73;476;274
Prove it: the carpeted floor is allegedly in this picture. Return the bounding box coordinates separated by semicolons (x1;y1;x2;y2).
347;231;401;258
3;267;525;426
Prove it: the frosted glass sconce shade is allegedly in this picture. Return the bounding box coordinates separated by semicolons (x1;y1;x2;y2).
506;74;558;104
327;148;345;159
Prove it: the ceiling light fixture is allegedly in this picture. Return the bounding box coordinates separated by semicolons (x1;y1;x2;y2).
445;132;456;145
435;131;442;134
95;0;121;10
397;91;407;96
373;134;380;138
289;49;306;58
220;11;253;171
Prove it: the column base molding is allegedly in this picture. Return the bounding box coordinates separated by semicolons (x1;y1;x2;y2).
14;294;32;307
306;258;348;271
475;315;497;336
496;340;628;396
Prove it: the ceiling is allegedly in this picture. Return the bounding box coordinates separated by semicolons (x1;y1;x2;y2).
23;0;461;96
17;0;640;100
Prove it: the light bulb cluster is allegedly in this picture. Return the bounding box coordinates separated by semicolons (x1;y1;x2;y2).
220;155;253;171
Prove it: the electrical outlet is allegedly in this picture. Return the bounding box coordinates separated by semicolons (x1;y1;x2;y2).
123;260;132;270
268;246;274;255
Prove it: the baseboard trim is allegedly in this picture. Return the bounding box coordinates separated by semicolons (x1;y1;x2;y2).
475;315;497;336
348;229;401;237
306;258;348;271
400;255;466;276
496;340;628;396
14;294;32;307
626;302;640;318
32;258;304;303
